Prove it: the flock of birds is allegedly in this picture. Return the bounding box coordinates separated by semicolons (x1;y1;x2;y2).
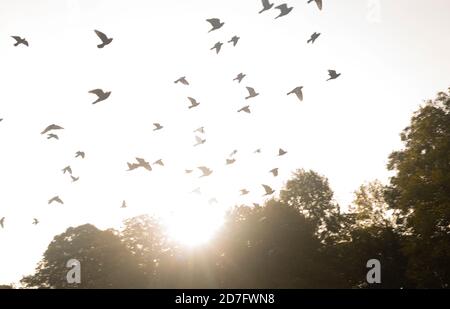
0;0;341;230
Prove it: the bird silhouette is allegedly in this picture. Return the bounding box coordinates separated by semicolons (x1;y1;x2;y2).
185;169;193;174
307;32;321;44
153;123;163;131
0;217;4;228
127;162;140;171
262;184;275;196
33;218;39;225
48;196;63;205
75;151;85;159
226;158;236;165
254;148;262;154
229;149;238;157
47;134;59;140
238;105;251;113
245;87;259;99
270;168;279;177
71;176;80;182
41;124;63;135
228;36;240;47
211;42;223;54
307;0;323;10
240;189;249;195
275;4;293;19
94;30;113;48
233;73;246;83
89;89;111;104
174;76;189;85
198;166;213;177
259;0;274;13
278;148;287;156
206;18;225;32
11;36;28;47
287;86;304;101
153;159;164;166
187;97;200;109
194;126;205;134
194;135;206;146
121;200;127;208
62;166;72;174
135;158;152;171
327;70;341;81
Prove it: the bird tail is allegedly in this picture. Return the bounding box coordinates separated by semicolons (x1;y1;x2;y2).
97;43;105;48
307;39;312;43
14;42;19;46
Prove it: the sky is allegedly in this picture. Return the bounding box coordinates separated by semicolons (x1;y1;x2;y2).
1;0;450;285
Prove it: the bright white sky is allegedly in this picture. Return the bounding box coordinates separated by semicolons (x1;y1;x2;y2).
1;0;450;285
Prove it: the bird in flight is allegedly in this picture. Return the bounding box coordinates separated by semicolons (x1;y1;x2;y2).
127;162;140;171
226;158;236;165
198;166;213;177
259;0;274;14
287;86;304;102
0;217;4;228
194;135;206;146
211;42;223;54
238;105;251;113
47;134;59;140
153;123;163;131
307;0;323;11
41;124;63;135
33;218;39;225
11;36;28;47
174;76;189;85
240;189;249;195
262;184;275;196
254;148;262;153
194;126;205;134
229;149;238;157
327;70;341;81
307;32;321;44
71;176;80;182
185;169;193;174
89;89;111;104
153;159;164;166
75;151;85;159
135;158;152;171
233;73;246;83
94;30;113;48
275;4;293;19
278;148;288;156
245;87;259;99
228;36;240;47
62;166;72;174
206;18;225;32
121;200;127;208
49;196;64;205
187;97;200;109
269;168;279;177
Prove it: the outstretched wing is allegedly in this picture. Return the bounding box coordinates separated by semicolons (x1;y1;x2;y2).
188;97;197;104
207;18;220;27
89;89;104;97
328;70;337;76
94;30;109;43
246;87;256;96
315;0;323;10
262;184;273;194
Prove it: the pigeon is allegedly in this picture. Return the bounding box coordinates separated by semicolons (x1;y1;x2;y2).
278;148;287;156
233;73;246;83
198;166;213;177
0;217;4;228
41;124;64;135
226;158;236;165
62;166;72;174
208;198;218;205
228;36;240;47
275;4;293;19
153;159;164;166
71;176;80;182
327;70;341;81
191;187;201;194
206;18;225;32
153;123;163;131
48;196;64;205
194;135;206;146
211;42;223;54
269;168;279;177
187;97;200;109
307;32;321;44
262;184;275;196
254;148;262;153
307;0;323;10
245;87;259;99
240;189;249;195
127;162;140;171
194;127;205;134
287;86;304;102
94;30;113;48
11;36;28;47
238;105;251;113
229;149;238;157
185;169;193;174
75;151;85;159
174;76;189;85
47;134;59;140
33;218;39;225
121;200;127;208
136;158;152;171
89;89;111;104
259;0;274;14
